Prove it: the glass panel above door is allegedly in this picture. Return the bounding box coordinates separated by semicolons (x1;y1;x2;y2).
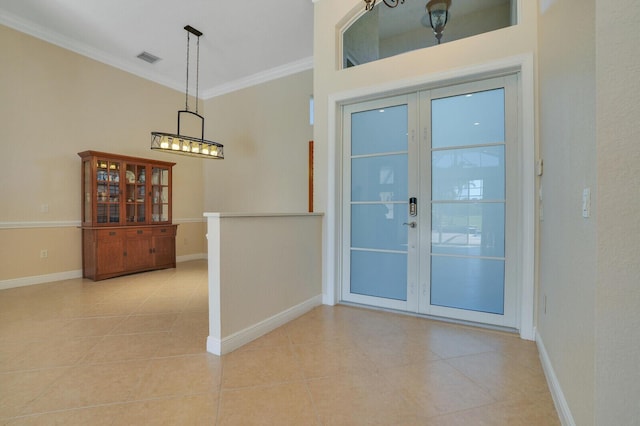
343;0;517;69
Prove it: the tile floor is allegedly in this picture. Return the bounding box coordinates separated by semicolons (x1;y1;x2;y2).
0;260;560;425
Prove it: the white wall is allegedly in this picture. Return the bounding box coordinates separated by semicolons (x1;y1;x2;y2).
206;213;323;355
537;1;597;424
536;0;640;423
594;0;640;423
203;71;313;213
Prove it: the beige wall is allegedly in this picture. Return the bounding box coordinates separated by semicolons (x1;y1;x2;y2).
0;228;82;279
0;24;207;281
218;215;322;336
203;71;313;213
0;24;313;283
595;0;640;423
205;213;323;354
537;1;597;424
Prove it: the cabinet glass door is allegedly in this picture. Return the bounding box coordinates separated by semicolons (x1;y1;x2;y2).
125;163;147;224
96;159;121;224
82;160;92;224
151;167;170;222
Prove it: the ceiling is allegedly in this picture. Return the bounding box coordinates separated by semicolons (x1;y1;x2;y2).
0;0;315;99
0;0;513;98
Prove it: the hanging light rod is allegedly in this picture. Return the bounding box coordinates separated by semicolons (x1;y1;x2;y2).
184;25;202;37
151;25;224;159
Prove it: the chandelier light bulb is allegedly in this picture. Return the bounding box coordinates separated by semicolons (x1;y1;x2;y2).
150;25;224;159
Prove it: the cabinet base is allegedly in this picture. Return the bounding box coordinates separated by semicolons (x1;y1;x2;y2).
83;264;176;282
81;224;177;282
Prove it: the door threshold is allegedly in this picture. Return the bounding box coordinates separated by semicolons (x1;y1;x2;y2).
338;301;519;335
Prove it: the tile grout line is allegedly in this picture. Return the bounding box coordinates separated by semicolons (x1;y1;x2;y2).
116;276;194;418
290;329;325;426
214;350;225;426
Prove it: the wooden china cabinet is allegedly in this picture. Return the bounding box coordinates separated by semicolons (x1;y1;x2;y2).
78;151;177;281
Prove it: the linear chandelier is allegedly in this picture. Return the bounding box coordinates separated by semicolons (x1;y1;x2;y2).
151;25;224;159
364;0;451;45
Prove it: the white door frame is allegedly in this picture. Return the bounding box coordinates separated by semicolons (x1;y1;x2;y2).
323;54;536;340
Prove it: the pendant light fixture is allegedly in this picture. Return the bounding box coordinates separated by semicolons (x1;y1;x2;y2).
151;25;224;159
426;0;451;44
363;0;451;45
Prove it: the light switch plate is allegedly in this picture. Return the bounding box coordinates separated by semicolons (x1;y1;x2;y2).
582;188;591;218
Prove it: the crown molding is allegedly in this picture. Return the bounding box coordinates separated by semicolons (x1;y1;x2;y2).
202;56;314;99
0;11;185;93
1;12;313;98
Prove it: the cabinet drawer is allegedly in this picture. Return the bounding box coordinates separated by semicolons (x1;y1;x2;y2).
126;228;152;238
96;229;123;241
153;226;176;237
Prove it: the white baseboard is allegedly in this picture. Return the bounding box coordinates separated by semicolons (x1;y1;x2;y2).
536;330;576;426
207;294;323;356
176;253;207;262
0;270;83;291
206;336;222;355
0;256;207;291
322;294;336;306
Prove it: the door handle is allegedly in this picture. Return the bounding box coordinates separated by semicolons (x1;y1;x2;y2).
403;221;417;228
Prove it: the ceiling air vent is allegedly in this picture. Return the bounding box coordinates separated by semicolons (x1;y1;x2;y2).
137;51;161;64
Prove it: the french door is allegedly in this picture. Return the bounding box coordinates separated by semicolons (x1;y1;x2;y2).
341;76;518;328
342;94;419;312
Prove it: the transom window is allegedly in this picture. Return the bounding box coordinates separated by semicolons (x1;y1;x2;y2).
343;0;517;69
